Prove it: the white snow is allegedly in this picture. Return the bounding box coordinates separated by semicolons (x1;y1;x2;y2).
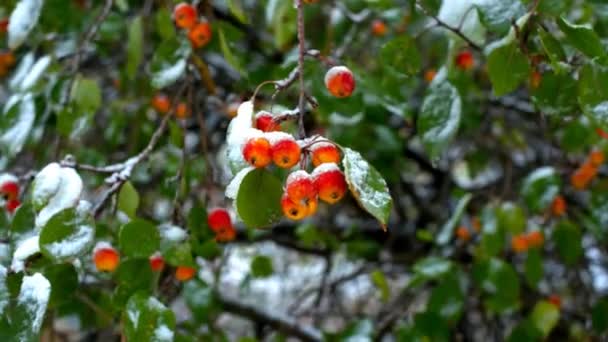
324;66;351;86
43;223;94;260
309;140;334;152
154;325;174;341
17;273;50;338
36;166;83;228
437;0;487;46
0;265;7;314
152;59;187;89
343;148;391;209
312;162;341;178
286;170;312;184
225;167;254;199
0;173;18;186
225;101;262;174
1;92;36;156
9;53;35;90
20;55;51;91
32;162;62;209
159;223;188;242
11;235;40;272
8;0;44;50
93;241;114;253
264;131;294;146
254;110;272;119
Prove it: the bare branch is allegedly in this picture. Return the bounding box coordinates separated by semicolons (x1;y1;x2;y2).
415;2;482;51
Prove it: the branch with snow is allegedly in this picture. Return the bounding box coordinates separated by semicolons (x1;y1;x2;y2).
416;1;482;51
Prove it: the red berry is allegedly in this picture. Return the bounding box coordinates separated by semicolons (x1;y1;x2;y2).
175;266;196;281
255;111;280;132
324;66;356;98
173;3;198;30
312;163;347;204
0;181;19;201
455;50;474;70
242;136;272;168
310;142;341;167
93;243;120;272
207;208;233;233
149;252;165;272
188;21;212;49
268;132;301;169
152;93;171;114
371;20;387;36
6;199;20;213
285;170;317;201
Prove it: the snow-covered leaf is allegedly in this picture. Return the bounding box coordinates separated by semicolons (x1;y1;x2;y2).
39;208;95;262
476;0;525;34
11;273;51;342
35;166;83;228
343;148;393;229
31;163;62;211
438;0;486;46
235;168;283;228
0;265;7;315
557;17;606;59
9;53;35;91
20;55;51;91
225;101;257;174
417;81;462;161
8;0;44;50
150;37;191;89
521;167;561;213
123;293;176;342
126;16;143;80
436;193;473;245
225;166;254;199
11;235;40;272
0;93;36;157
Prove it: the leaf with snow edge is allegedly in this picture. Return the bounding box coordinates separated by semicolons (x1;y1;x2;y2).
579;62;608;123
31;163;62;211
557;17;606;59
123;293;176;342
436;193;473;245
0;93;35;157
225;101;256;174
343;148;392;229
485;25;530;96
476;0;525;35
118;181;139;219
20;55;51;92
235;168;283;228
531;301;560;338
35;166;83;228
521;167;561;213
9;53;35;91
126;16;143;80
226;166;254;199
11;235;40;272
39;208;94;263
380;35;421;76
0;266;7;315
12;273;50;342
119;219;160;258
8;0;44;50
150;37;191;89
437;0;486;46
417;82;462;161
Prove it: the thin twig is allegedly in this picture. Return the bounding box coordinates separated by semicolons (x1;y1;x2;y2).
296;0;307;139
416;1;482;51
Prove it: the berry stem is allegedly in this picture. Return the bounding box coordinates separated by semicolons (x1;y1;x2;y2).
296;0;307;139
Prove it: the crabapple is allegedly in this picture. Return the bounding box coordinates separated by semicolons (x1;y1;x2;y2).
173;3;198;30
242;137;272;168
324;66;356;98
93;244;120;272
175;266;196;281
310;142;340;167
149;252;165;272
312;163;347;204
188;21;212;49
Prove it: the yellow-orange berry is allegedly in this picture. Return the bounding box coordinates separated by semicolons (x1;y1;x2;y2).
255;111;281;132
225;102;240;118
371;20;387;37
530;70;542;89
324;66;356;98
93;243;120;272
571;162;597;190
152;93;171;114
175;102;190;119
242;136;272;168
311;142;341;167
455;226;471;242
511;235;528;253
526;231;544;248
281;194;308;220
173;3;198;30
312;163;347;204
551;195;566;217
188;21;212;49
424;69;436;83
589;150;604;167
455;50;474;71
268;133;301;169
548;294;561;309
149;252;165;272
215;225;236;242
175;266;196;281
285;170;317;201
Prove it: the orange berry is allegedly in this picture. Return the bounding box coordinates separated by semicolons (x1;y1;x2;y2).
285;170;317;201
268;133;301;169
471;216;481;232
511;235;528;253
548;294;561;309
311;142;341;167
455;50;474;70
551;195;566;217
149;252;165;272
175;266;196;281
424;69;436;83
371;20;387;37
0;52;15;69
530;70;542;89
207;208;233;234
255;111;280;132
225;102;240;118
173;3;198;30
281;194;308;220
0;181;20;201
526;231;544;248
304;196;318;216
242;136;272;168
324;66;356;98
571;162;597;190
93;244;120;272
455;226;471;241
589;150;604;167
0;19;8;34
175;102;190;119
188;21;212;49
215;225;236;242
6;199;20;214
312;163;347;204
152;93;171;114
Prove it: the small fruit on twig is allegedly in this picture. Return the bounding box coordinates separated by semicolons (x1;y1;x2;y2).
325;66;356;98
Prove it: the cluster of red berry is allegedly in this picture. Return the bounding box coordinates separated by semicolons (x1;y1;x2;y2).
0;178;20;214
173;2;212;49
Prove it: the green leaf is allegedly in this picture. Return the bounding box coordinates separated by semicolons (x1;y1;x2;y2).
126;16;143;80
370;270;390;302
553;220;582;266
118;181;139;219
235;168;283;228
538;28;566;70
71;76;101;113
417;82;462;160
427;273;464;323
155;8;175;41
593;297;608;333
43;263;78;307
531;71;578;116
437;193;472;245
579;61;608;120
524;249;543;288
150;37;191;89
183;280;219;322
380;35;421;76
342;148;393;228
10;273;51;341
218;28;243;75
479;205;505;257
164;243;194;267
123;293;176;342
557;17;606;59
530;301;560;338
472;258;520;312
119;219;160;258
11;201;36;238
268;0;296;49
227;0;248;24
496;202;526;234
476;0;526;34
39;208;95;262
250;255;273;278
521;167;561;213
413;257;453;281
485;31;530;96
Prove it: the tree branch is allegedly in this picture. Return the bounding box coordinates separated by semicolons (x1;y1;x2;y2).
415;2;482;51
296;0;307;139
